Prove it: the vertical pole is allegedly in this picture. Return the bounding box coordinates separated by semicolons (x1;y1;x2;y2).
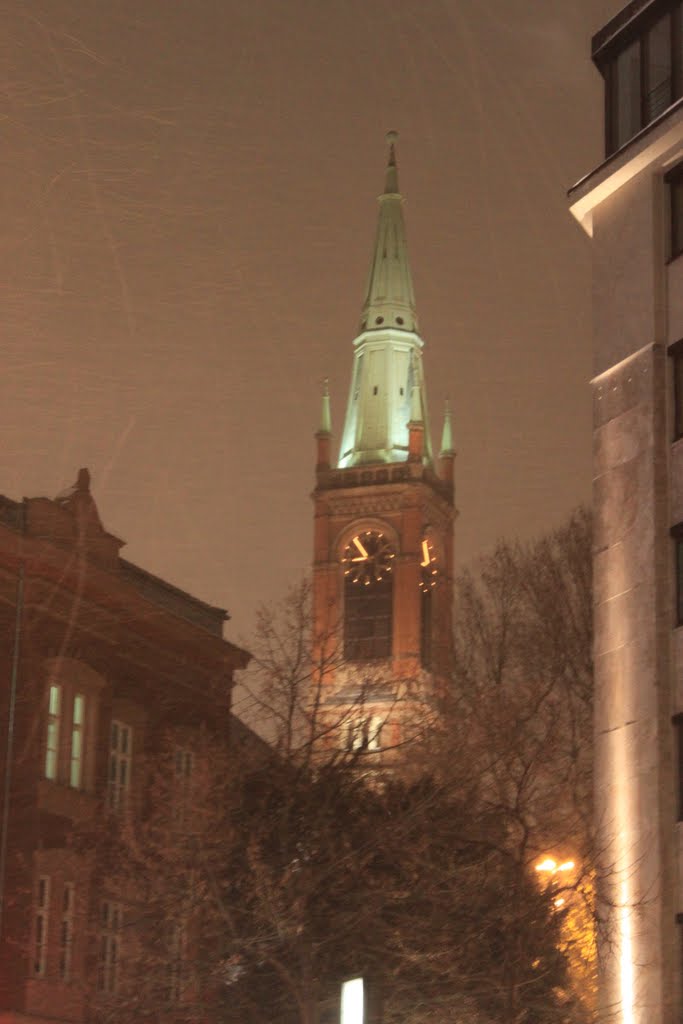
0;563;24;940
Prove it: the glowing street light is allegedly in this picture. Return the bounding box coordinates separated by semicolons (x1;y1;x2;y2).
534;856;576;877
534;855;577;914
341;977;364;1024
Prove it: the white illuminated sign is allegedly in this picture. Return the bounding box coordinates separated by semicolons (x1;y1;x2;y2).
341;977;364;1024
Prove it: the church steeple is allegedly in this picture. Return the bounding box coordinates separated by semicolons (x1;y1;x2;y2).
359;130;417;335
338;133;432;469
311;136;456;760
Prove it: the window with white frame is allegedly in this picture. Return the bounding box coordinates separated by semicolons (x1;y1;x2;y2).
44;683;92;791
59;883;75;981
33;875;50;977
168;918;188;1003
175;748;193;782
344;714;383;753
174;748;194;825
45;685;61;780
108;721;132;812
69;694;86;789
98;901;122;993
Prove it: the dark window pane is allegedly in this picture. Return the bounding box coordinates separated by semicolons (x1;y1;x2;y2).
676;6;683;98
344;576;393;661
645;15;672;121
674;350;683;438
677;538;683;625
612;41;642;150
420;589;432;670
671;175;683;260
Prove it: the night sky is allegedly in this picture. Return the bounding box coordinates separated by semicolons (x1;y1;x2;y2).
4;0;616;655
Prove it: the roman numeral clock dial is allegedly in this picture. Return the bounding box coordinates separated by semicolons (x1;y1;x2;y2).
342;531;395;586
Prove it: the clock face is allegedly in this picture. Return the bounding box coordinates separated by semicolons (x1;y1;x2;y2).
420;537;438;592
342;530;395;586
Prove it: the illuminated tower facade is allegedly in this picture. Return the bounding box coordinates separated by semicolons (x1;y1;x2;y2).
569;2;683;1020
312;134;455;757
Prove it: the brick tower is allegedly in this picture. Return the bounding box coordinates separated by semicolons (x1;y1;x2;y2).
312;133;455;759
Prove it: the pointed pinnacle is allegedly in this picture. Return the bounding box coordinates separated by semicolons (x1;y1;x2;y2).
409;382;423;424
440;399;455;456
384;130;399;194
318;378;332;435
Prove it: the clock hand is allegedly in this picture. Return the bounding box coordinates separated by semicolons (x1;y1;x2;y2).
351;535;369;561
421;540;431;567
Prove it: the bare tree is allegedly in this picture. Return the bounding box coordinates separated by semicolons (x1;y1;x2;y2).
236;579;433;769
86;513;594;1024
88;740;573;1024
428;506;595;1019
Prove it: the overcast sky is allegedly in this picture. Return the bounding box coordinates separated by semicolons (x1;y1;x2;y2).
3;0;618;651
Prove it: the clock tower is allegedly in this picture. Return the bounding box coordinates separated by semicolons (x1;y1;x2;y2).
312;133;455;758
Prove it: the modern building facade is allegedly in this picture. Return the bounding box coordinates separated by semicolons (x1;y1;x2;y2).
312;134;455;758
569;2;683;1020
0;469;251;1023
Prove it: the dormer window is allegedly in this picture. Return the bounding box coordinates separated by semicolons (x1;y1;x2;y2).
601;3;682;156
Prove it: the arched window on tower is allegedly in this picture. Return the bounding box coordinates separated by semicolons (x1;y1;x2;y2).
419;536;438;670
420;588;432;670
341;530;394;661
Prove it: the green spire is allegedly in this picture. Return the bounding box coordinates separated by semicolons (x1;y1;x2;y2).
338;137;433;468
358;130;418;335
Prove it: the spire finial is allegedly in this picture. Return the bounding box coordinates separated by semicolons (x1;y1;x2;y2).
384;130;399;194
